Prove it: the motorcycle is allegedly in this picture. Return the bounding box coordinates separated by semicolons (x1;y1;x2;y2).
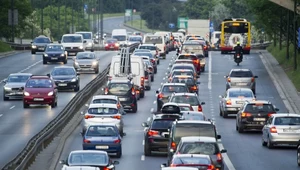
234;52;243;66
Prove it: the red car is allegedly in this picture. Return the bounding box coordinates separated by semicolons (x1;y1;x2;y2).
105;39;119;51
22;75;58;108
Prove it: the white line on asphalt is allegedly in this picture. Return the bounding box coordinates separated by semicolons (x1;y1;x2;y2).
208;52;212;89
9;106;15;109
0;114;2;117
153;100;156;104
141;155;145;161
19;60;42;73
218;143;236;170
142;140;145;146
150;108;154;113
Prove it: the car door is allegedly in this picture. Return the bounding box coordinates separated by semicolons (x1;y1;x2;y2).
220;92;227;111
263;117;273;140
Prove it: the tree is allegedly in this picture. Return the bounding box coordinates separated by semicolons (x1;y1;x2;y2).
221;0;253;20
210;3;231;30
183;0;217;19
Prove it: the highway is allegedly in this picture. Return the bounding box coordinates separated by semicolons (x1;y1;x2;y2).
56;51;300;170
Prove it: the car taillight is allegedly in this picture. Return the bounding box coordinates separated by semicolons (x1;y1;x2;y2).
141;77;144;86
114;139;121;143
207;164;215;170
171;142;176;149
170;164;176;167
148;130;159;136
145;76;148;80
158;93;163;99
268;112;275;117
131;88;135;95
105;44;108;47
103;167;109;170
251;77;255;82
204;46;207;50
198;105;202;112
193;59;199;64
216;153;222;162
191;86;197;90
270;126;277;133
151;59;155;63
227;78;231;82
84;115;95;119
83;139;91;143
241;112;252;117
104;88;108;94
226;99;231;105
112;115;121;119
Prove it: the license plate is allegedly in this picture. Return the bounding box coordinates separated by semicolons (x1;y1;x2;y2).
34;98;44;101
38;48;44;50
51;57;58;60
283;129;297;132
253;118;265;121
119;98;127;101
17;92;23;95
96;145;109;149
69;53;75;55
237;83;247;86
236;101;244;104
110;46;114;48
58;83;67;86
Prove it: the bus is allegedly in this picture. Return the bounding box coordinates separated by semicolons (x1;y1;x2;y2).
220;18;251;54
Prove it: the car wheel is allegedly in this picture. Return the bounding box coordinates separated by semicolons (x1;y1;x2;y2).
91;49;94;52
74;85;80;92
219;108;222;116
43;60;47;65
151;76;154;82
144;144;151;156
3;95;9;101
132;104;137;113
63;59;67;64
157;60;160;65
222;111;228;118
31;50;36;54
238;124;244;133
261;137;267;146
267;136;274;149
51;101;56;108
23;102;29;108
297;150;300;166
154;68;157;74
95;69;99;74
140;91;145;98
116;149;122;158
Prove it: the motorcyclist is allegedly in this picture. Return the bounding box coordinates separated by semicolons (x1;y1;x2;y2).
234;42;243;60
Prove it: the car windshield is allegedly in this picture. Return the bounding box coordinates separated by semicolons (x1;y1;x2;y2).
76;33;91;39
179;142;219;155
174;124;216;142
108;83;131;95
129;37;142;41
112;35;126;41
144;36;163;44
182;45;203;53
245;104;275;113
134;52;153;58
92;99;117;104
51;68;76;76
228;90;253;98
86;126;118;136
106;39;117;43
178;55;198;60
171;77;194;85
62;36;82;43
76;53;95;59
46;45;63;52
151;120;174;129
172;71;193;77
25;79;53;88
170;96;199;106
34;37;50;43
172;157;210;165
182;113;205;120
162;85;189;93
180;106;192;111
7;75;30;83
139;46;156;50
274;117;300;125
230;71;253;77
88;107;118;115
68;152;108;166
172;66;194;72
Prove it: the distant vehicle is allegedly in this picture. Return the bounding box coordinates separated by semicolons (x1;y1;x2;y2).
127;35;142;45
162;154;215;169
90;95;126;115
75;31;94;51
170;75;200;94
143;35;167;58
105;39;119;51
31;35;52;54
50;66;80;91
168;93;205;112
73;52;99;74
111;29;127;47
43;44;67;64
59;34;86;56
138;44;160;64
3;73;32;100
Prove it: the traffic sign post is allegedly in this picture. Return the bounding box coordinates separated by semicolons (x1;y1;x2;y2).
177;17;188;29
125;9;132;22
209;21;214;42
169;23;175;30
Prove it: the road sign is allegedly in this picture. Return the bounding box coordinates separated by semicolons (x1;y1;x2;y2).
8;9;18;26
177;17;188;29
125;9;132;17
169;23;175;29
84;4;88;9
209;21;214;32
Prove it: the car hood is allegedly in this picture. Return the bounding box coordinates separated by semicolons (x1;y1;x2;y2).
51;75;76;80
4;82;26;88
32;43;49;46
24;88;53;93
61;43;83;47
75;59;96;65
85;136;119;142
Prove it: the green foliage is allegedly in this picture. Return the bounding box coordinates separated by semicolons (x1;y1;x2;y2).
0;41;13;52
183;0;217;19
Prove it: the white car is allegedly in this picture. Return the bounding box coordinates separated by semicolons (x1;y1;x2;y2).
75;32;94;51
59;34;86;57
89;95;126;115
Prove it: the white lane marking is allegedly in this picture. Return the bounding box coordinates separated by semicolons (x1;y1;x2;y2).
9;105;15;109
218;143;236;170
153;100;156;104
142;140;145;146
141;155;145;161
202;73;219;75
19;60;42;73
150;108;154;113
208;52;212;89
0;114;2;117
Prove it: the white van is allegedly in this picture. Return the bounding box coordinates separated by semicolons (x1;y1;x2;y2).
75;31;94;51
109;55;146;98
143;35;167;59
111;29;127;47
59;34;86;57
212;31;221;46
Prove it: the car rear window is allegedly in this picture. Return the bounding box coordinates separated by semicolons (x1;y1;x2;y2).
108;83;131;95
182;113;205;121
172;66;194;71
162;85;189;93
179;106;192;111
92;99;117;104
172;70;193;77
274;117;300;125
230;71;253;77
172;156;210;165
25;79;53;88
86;126;118;136
244;104;275;113
178;142;219;155
171;77;195;85
134;52;153;58
229;90;253;98
151;119;174;129
178;55;197;60
170;96;199;106
88;107;118;115
174;124;216;142
139;46;156;50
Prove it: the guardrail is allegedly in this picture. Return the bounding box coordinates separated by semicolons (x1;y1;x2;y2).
1;42;140;170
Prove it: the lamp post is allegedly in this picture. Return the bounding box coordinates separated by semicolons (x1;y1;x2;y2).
64;0;66;33
100;0;103;44
71;0;74;33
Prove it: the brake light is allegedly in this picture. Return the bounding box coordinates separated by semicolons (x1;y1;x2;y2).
226;99;231;105
131;88;135;95
148;130;159;136
112;115;121;119
83;139;91;143
171;142;176;149
227;78;231;82
103;167;109;170
141;77;144;86
151;59;155;63
268;112;275;117
84;115;95;119
117;103;121;109
105;44;108;47
270;126;277;133
216;153;222;162
198;105;202;112
191;86;197;90
207;164;215;170
204;46;207;50
251;77;255;82
114;139;121;143
158;93;163;99
104;88;108;94
193;59;199;64
170;164;176;167
241;112;252;117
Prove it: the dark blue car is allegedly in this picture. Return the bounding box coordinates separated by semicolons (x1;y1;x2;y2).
82;124;124;158
43;44;67;64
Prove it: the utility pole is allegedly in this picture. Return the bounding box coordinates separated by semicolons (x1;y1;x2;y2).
64;0;66;33
11;0;14;42
287;10;290;60
100;0;103;44
97;0;100;43
294;0;297;70
140;0;143;29
71;0;74;33
58;0;61;39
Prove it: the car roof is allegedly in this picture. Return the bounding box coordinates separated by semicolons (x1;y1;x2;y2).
129;35;142;38
9;73;32;76
63;34;83;36
154;114;182;120
87;124;118;128
177;103;191;106
89;103;118;108
180;136;217;143
172;69;193;72
175;120;212;124
175;59;193;62
92;95;118;100
109;79;132;83
70;150;108;155
75;31;92;33
173;154;210;159
171;92;197;96
173;63;194;66
230;68;251;72
178;53;197;56
30;75;50;79
272;113;300;117
172;75;193;78
162;83;187;87
181;111;204;115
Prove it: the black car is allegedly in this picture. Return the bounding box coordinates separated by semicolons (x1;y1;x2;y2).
43;44;67;64
104;79;138;113
31;35;52;54
297;141;300;166
236;100;279;133
50;66;80;91
170;75;200;94
142;104;183;156
133;52;157;74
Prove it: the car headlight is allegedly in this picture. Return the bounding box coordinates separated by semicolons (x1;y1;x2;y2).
4;87;11;90
71;78;77;82
60;53;64;57
24;91;30;96
115;43;119;47
105;44;108;47
48;91;54;96
88;42;92;46
92;61;98;65
74;62;79;65
44;54;48;57
79;46;83;49
32;45;37;49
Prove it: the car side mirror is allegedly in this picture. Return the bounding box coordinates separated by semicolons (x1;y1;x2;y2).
275;108;279;112
217;135;221;139
122;132;126;136
83;40;87;43
59;160;66;164
221;149;227;153
141;122;148;127
219;95;223;98
254;75;258;78
224;75;228;78
197;81;200;84
77;72;80;75
58;40;61;43
201;102;205;105
161;163;167;168
21;87;24;90
113;161;119;165
2;79;7;83
156;90;159;94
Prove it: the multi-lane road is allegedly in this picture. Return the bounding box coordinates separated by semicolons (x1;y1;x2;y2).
55;50;299;170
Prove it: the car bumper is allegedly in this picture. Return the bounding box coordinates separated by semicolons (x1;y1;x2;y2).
269;134;300;145
32;47;45;52
83;122;122;133
105;46;119;50
54;81;78;89
240;122;264;130
82;143;121;153
74;65;98;71
4;90;23;98
43;56;66;62
147;138;169;152
120;99;136;110
23;96;55;105
224;106;240;113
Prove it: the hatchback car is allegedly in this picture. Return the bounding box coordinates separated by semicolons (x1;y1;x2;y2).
127;35;142;45
60;150;119;170
176;54;201;74
3;73;32;100
132;52;157;73
167;69;197;82
236;100;279;133
82;125;124;158
90;95;126;115
22;75;58;108
105;39;119;51
169;93;205;112
170;75;200;94
219;88;256;118
31;35;52;54
162;154;215;169
43;44;67;64
225;69;258;94
138;44;160;64
50;66;80;91
73;52;99;74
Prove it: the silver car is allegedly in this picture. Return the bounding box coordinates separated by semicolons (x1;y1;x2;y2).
262;113;300;148
143;59;154;82
82;103;124;135
73;52;99;74
89;94;126;115
225;69;258;94
181;111;207;121
3;73;32;100
219;88;255;118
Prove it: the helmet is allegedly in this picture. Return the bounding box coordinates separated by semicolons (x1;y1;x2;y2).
236;42;240;45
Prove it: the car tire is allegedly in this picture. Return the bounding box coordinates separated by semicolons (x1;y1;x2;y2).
238;124;244;133
116;149;122;158
132;104;137;113
157;60;160;65
31;50;36;54
63;59;67;64
267;136;274;149
51;101;56;108
95;69;99;74
222;111;228;118
140;91;145;98
74;85;80;92
151;76;154;82
43;60;47;65
23;102;29;108
91;49;94;52
219;108;222;116
297;150;300;166
154;68;157;74
144;144;151;156
261;137;267;146
3;95;9;101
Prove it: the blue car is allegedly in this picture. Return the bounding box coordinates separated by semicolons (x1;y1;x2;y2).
82;124;124;158
43;44;67;64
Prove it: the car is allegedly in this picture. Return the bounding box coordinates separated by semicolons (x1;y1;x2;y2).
224;69;258;94
43;44;67;64
75;31;94;51
173;59;194;66
156;83;190;111
22;75;58;108
59;34;86;56
144;59;154;82
184;34;204;42
161;168;198;170
60;150;119;170
181;111;207;121
3;73;32;100
62;167;100;170
162;154;215;169
90;95;126;115
73;52;99;74
132;51;157;73
143;35;167;58
237;100;279;133
167;120;221;162
167;69;197;82
50;66;80;91
219;88;256;118
169;63;197;78
104;79;138;113
262;113;300;149
176;54;201;74
82;124;124;158
188;39;210;57
177;103;194;111
170;75;200;94
297;140;300;166
138;44;160;64
169;92;205;112
180;41;205;59
127;35;143;45
104;38;119;51
168;136;227;170
133;32;142;36
31;35;52;54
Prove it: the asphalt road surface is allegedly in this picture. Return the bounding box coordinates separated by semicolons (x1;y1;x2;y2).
56;51;300;170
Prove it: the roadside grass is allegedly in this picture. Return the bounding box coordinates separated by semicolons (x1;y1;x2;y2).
267;44;300;91
91;12;140;20
0;41;12;53
124;19;161;33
